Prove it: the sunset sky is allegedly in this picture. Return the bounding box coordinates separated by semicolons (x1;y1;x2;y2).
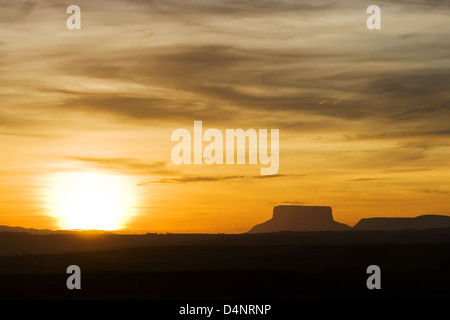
0;0;449;233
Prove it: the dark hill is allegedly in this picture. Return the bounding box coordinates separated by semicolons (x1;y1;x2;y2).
0;225;59;235
247;205;350;233
0;225;109;235
353;214;450;231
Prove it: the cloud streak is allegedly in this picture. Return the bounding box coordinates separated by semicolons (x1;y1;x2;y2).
67;157;170;175
138;174;305;185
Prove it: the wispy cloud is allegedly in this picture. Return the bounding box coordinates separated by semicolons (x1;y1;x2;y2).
280;201;306;205
348;177;393;182
67;157;170;174
419;188;450;195
138;174;304;185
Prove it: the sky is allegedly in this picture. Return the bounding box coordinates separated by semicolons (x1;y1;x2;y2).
0;0;449;233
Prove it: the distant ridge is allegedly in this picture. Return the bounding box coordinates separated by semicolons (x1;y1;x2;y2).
248;206;450;233
0;225;110;235
0;225;59;235
2;209;450;235
248;205;351;233
353;214;450;231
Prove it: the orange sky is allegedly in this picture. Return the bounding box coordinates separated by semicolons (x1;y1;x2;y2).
0;0;449;233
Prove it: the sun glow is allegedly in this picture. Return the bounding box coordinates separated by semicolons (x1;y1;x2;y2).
46;172;136;230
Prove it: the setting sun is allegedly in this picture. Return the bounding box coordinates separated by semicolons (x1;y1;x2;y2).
46;172;135;230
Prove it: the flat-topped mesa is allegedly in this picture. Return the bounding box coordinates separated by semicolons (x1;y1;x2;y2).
247;205;351;233
353;214;450;231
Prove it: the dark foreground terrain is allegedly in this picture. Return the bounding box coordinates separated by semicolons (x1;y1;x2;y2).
0;229;449;299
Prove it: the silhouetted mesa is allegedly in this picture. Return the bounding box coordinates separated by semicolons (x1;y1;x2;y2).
353;214;450;231
248;205;350;233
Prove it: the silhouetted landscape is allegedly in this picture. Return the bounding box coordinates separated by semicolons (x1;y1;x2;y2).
0;205;449;300
249;205;450;233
